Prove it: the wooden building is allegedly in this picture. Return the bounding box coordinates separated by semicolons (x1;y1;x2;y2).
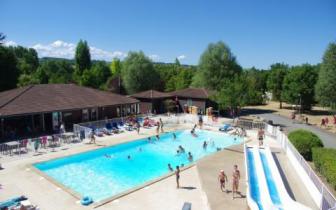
130;90;171;114
0;84;139;141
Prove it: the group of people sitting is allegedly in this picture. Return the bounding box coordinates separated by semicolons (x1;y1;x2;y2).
219;124;246;137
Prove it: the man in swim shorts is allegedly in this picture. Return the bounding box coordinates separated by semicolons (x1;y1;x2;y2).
218;170;228;192
258;128;265;146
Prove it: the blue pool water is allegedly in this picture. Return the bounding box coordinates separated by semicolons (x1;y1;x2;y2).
259;150;282;209
247;148;264;210
34;130;242;202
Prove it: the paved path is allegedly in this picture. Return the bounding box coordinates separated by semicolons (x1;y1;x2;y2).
256;113;336;148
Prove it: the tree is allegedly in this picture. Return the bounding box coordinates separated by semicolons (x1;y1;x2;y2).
110;58;122;76
316;42;336;109
0;46;20;91
121;51;160;94
174;68;194;90
175;58;181;66
17;74;39;87
0;33;5;45
192;41;242;90
81;61;112;89
282;64;318;110
9;46;39;74
74;40;91;78
34;60;74;84
266;63;288;108
214;76;248;110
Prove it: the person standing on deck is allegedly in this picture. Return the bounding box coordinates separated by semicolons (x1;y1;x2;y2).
218;170;228;192
257;128;265;146
159;118;164;133
175;166;180;188
156;121;160;134
232;165;240;199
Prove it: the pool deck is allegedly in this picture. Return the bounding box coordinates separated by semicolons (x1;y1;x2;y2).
196;130;318;210
0;121;319;210
0;124;211;210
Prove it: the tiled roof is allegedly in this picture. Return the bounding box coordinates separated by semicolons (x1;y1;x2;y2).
171;88;210;99
130;90;172;99
0;84;139;117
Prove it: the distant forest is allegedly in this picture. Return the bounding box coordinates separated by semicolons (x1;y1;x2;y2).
1;33;335;111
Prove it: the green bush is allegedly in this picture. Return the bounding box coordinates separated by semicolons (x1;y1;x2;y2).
312;148;336;190
288;129;323;161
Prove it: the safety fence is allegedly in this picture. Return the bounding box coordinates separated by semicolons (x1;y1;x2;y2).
266;124;336;210
237;119;265;130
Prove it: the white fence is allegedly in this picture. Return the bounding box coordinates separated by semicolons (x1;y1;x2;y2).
266;124;336;210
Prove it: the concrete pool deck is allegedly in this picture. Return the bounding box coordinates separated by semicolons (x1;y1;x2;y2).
196;130;318;210
0;124;213;210
0;122;318;210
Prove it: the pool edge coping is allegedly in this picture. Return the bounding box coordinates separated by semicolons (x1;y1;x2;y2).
28;128;245;208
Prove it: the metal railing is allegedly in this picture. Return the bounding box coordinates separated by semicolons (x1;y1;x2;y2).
266;124;336;210
237;119;265;130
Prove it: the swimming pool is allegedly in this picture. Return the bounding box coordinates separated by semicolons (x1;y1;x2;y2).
34;130;243;202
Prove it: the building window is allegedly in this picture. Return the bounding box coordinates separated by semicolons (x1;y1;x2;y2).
82;109;89;122
91;108;98;121
117;107;121;117
187;99;193;106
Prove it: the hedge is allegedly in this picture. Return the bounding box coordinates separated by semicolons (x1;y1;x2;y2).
288;129;323;161
312;148;336;190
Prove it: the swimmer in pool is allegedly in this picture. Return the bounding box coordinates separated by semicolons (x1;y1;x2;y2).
203;141;208;150
168;163;173;172
188;152;193;162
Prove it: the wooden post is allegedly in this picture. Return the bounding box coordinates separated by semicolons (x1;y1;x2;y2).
0;118;4;138
42;113;45;132
31;115;35;132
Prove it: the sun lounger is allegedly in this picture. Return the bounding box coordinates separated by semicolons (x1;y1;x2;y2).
219;124;233;132
0;195;27;209
182;202;192;210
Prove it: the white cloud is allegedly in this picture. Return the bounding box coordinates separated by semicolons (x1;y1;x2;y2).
29;40;127;60
4;40;17;46
149;54;160;61
177;54;187;60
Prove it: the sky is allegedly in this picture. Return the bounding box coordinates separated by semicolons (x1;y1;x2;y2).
1;0;335;69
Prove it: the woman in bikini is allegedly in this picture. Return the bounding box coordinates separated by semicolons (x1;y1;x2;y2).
232;164;240;199
218;170;228;192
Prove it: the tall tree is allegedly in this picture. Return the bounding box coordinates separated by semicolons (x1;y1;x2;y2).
121;51;160;94
0;46;20;91
110;58;122;76
267;63;288;108
74;40;91;78
0;33;5;45
192;41;242;90
282;64;318;110
315;42;336;109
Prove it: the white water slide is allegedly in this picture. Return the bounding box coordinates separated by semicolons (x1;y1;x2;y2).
245;145;311;210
